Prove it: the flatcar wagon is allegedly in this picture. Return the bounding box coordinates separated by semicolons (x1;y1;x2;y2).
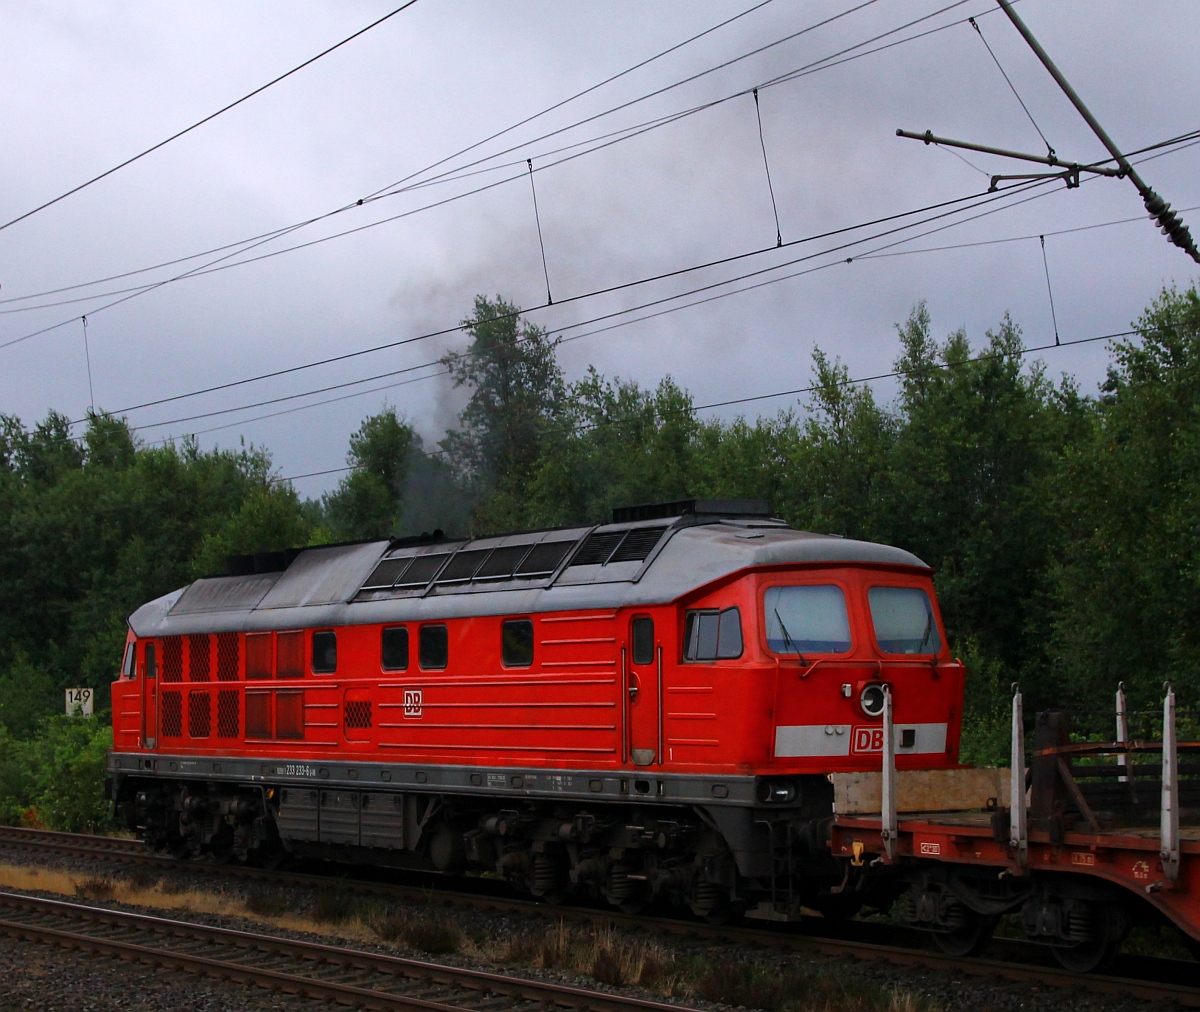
107;499;965;919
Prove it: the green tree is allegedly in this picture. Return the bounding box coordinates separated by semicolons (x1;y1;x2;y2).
322;407;416;540
441;296;564;531
1047;286;1200;711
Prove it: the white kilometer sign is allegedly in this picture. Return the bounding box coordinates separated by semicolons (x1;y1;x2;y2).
65;687;94;717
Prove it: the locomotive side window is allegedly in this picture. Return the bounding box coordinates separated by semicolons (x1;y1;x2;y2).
122;643;135;679
869;587;941;655
144;642;157;679
419;624;448;670
246;632;272;679
501;619;534;667
683;607;742;661
763;586;850;654
277;630;304;679
311;631;337;673
631;617;654;665
381;626;409;671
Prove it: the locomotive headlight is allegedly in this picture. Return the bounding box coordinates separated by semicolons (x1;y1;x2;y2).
860;683;888;718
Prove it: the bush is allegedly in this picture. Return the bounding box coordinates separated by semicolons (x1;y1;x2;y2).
0;716;116;833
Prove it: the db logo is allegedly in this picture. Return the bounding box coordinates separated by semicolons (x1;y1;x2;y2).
851;726;884;754
403;690;423;718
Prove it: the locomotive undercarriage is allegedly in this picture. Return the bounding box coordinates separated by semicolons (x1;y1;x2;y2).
115;775;853;920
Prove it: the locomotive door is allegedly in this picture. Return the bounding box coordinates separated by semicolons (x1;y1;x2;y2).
627;616;659;766
141;642;158;748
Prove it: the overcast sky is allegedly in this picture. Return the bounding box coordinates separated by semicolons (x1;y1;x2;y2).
2;0;1197;495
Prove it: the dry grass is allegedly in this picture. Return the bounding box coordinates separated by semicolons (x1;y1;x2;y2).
497;922;940;1012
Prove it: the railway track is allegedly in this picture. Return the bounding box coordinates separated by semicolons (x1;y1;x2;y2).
1;826;1198;1007
0;889;699;1012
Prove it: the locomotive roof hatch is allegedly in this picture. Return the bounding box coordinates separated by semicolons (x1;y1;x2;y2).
128;501;929;637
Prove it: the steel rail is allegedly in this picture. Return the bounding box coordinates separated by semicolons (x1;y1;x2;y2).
0;890;699;1012
1;827;1198;1006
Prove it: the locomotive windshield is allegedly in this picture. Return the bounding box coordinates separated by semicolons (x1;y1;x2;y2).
868;586;940;654
763;585;851;654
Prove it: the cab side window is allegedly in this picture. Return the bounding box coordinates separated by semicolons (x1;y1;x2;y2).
144;642;157;679
683;607;743;661
122;643;135;680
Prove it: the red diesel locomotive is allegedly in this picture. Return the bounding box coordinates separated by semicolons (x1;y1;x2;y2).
108;499;963;918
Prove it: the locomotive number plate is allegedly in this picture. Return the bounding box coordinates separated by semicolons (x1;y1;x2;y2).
403;690;423;718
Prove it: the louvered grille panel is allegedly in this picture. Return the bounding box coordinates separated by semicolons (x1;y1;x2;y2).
188;692;211;738
161;691;182;738
609;526;667;563
216;633;239;681
161;637;183;682
569;532;625;566
187;634;210;682
216;690;239;738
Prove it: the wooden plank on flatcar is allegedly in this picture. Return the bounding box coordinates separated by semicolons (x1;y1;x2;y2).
833;768;1010;814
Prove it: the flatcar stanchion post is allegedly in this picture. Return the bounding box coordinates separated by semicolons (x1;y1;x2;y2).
881;685;897;863
1160;682;1179;883
1009;684;1027;870
1116;682;1130;783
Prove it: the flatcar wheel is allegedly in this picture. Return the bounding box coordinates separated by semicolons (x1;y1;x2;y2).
932;911;997;957
1050;903;1126;973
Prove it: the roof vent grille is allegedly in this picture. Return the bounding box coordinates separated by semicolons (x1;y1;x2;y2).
569;532;625;567
608;526;667;563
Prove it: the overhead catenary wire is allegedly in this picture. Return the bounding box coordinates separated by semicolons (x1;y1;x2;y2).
0;0;785;311
752;89;783;247
92;178;1053;422
121;175;1067;440
81;316;95;412
527;160;553;305
968;15;1054;157
0;0;423;235
58;132;1200;446
1039;235;1060;346
0;0;986;335
49;176;1056;449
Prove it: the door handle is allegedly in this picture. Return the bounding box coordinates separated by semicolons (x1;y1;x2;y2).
628;675;639;702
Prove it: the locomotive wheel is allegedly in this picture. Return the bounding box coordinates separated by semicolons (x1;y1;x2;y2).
1049;902;1127;973
931;910;997;957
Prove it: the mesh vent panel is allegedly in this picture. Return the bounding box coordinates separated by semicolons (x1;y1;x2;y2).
161;691;182;737
216;690;239;739
216;633;239;682
187;634;210;682
162;637;183;683
345;700;372;729
188;692;211;738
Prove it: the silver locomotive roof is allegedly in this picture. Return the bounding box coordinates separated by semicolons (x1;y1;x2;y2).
128;517;929;638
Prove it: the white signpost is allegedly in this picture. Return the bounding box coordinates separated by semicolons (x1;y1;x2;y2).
65;687;94;717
